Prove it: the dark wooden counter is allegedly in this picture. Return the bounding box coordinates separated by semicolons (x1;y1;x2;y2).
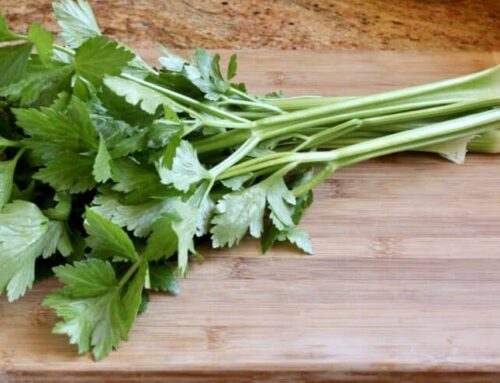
1;0;498;50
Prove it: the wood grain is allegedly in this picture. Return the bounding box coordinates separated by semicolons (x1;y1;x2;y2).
2;0;499;51
1;51;500;382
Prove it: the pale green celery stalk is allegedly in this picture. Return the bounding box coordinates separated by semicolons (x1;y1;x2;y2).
355;120;439;134
292;120;362;152
360;97;500;129
468;130;500;153
194;99;455;154
254;100;460;138
200;100;496;179
196;97;500;156
229;86;285;114
265;96;356;111
222;90;285;115
292;162;337;196
218;97;283;114
317;136;482;164
275;97;500;151
209;136;261;178
317;130;500;155
274;135;375;151
306;110;500;168
233;111;273;120
311;136;479;165
118;73;248;122
256;66;500;129
194;67;500;154
298;130;381;140
310;137;367;147
314;100;500;148
218;109;500;180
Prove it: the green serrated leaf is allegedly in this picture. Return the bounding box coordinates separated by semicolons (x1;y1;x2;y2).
104;76;180;114
73;76;91;101
44;193;72;220
148;262;179;295
261;183;313;254
34;153;96;193
160;127;183;168
91;193;177;237
158;48;187;72
260;224;278;254
88;100;149;157
143;216;177;261
153;71;203;99
137;290;149;314
227;53;238;80
0;149;24;209
51;91;71;111
170;200;200;275
0;201;49;302
212;177;296;248
121;262;146;334
221;173;252;191
277;227;313;254
267;178;295;230
52;259;117;298
41;220;73;258
158;140;211;192
99;84;156;126
74;36;134;86
147;119;183;150
84;208;138;262
28;23;54;65
16;97;100;192
93;136;113;183
184;63;217;100
15;97;98;160
112;157;162;196
194;48;212;79
211;184;267;248
211;54;229;91
0;59;74;107
185;48;230;99
52;0;101;48
196;195;215;237
0;43;33;87
43;258;144;360
73;94;100;124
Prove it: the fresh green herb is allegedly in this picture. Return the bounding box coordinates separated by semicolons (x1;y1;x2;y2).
0;0;499;360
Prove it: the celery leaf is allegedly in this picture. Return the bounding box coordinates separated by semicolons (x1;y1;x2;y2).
52;0;101;48
0;43;33;87
84;209;138;262
0;201;49;302
43;258;145;360
74;36;134;86
28;23;54;65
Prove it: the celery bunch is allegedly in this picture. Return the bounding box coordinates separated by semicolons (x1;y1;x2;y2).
0;0;499;360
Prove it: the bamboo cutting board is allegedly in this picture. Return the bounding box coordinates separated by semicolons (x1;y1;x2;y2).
1;51;500;383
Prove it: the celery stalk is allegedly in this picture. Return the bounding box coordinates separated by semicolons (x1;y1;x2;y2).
468;130;500;153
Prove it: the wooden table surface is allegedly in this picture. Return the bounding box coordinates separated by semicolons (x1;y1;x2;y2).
2;0;499;50
1;51;500;382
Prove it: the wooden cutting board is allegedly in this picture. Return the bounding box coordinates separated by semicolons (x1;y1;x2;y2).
1;51;500;383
